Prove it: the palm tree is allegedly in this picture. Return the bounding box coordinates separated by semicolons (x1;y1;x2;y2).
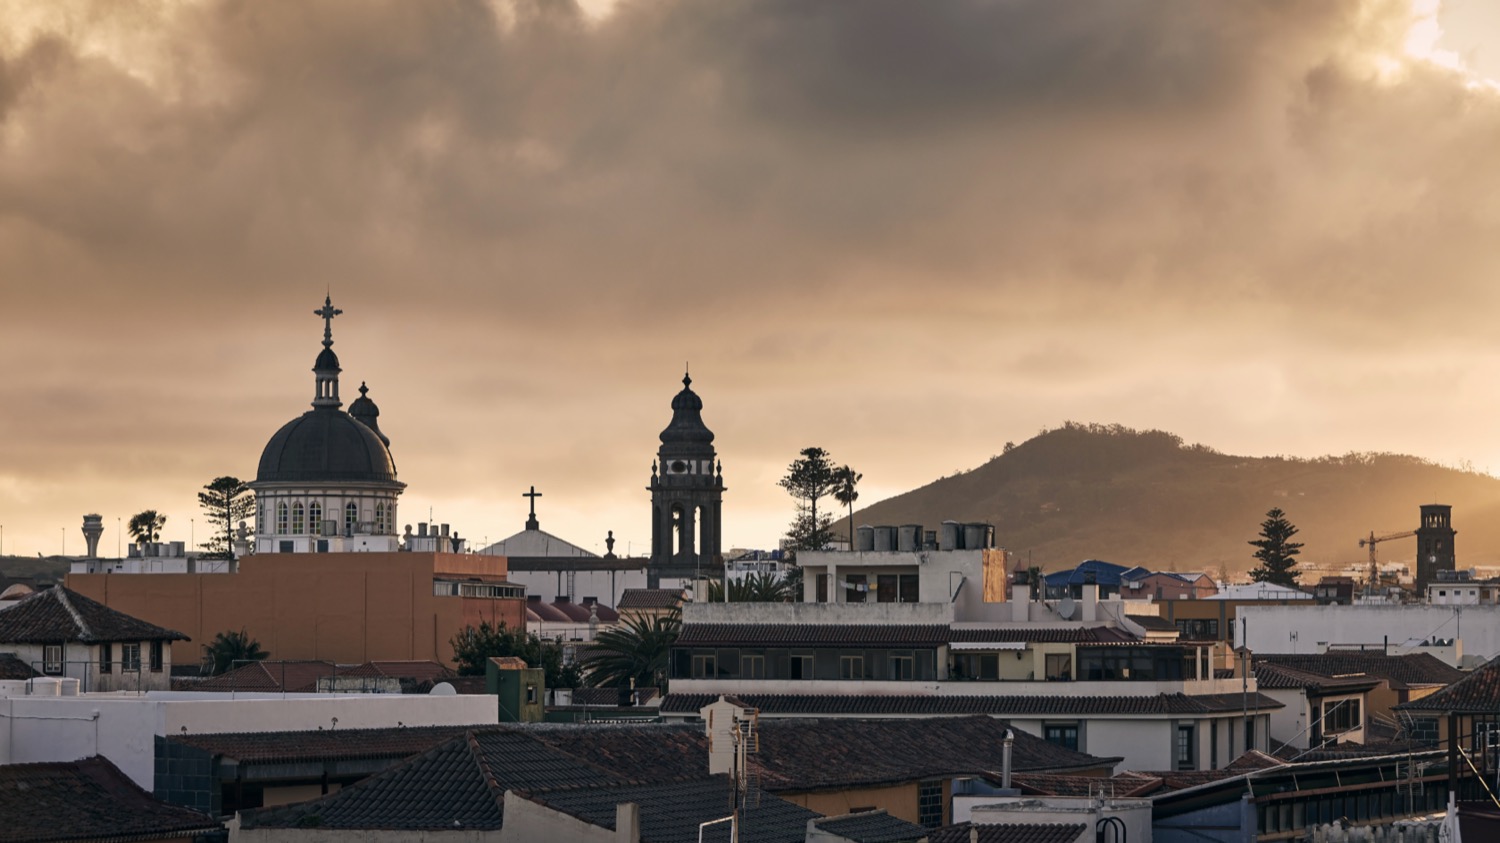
832;465;862;549
203;628;268;675
582;610;680;690
127;510;167;550
707;571;793;602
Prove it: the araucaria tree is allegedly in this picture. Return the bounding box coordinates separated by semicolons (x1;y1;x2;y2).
1249;507;1304;587
197;476;255;559
127;510;167;550
779;447;840;551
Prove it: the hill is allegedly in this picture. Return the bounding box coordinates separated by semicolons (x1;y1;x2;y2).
0;555;71;590
835;422;1500;575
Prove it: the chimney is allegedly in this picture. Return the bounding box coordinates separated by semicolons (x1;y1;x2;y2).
81;515;104;558
615;802;640;843
418;523;428;537
1082;583;1099;622
1002;728;1014;789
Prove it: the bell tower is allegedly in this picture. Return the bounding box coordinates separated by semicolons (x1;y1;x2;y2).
1414;504;1456;594
648;372;725;585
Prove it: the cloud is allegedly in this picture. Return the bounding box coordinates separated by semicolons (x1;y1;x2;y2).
1;0;1499;557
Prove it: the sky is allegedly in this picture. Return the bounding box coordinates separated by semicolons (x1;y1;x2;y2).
3;0;1500;559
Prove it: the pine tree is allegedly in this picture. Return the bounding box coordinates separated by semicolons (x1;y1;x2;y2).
778;447;839;551
1249;507;1304;587
197;476;255;559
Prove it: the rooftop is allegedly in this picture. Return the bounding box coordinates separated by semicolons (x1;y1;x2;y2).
661;692;1282;719
0;756;222;843
810;810;927;843
167;724;476;764
1396;654;1500;714
0;586;188;644
926;823;1090;843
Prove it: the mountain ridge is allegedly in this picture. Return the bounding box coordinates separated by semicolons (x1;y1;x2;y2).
836;422;1500;575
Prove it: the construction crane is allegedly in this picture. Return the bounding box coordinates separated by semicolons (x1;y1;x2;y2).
1359;530;1415;594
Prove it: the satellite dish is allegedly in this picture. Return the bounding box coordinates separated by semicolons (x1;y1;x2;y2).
1058;597;1077;620
429;682;457;696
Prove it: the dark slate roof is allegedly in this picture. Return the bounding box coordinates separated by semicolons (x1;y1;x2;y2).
1256;652;1463;690
566;687;660;706
1252;662;1381;694
812;810;927;843
168;725;476;764
749;717;1118;786
1397;655;1500;713
521;777;815;843
0;587;188;644
0;756;222;842
1130;615;1180;633
0;652;39;679
926;822;1090;843
661;692;1282;717
948;626;1137;644
618;588;685;610
676;623;949;647
256;406;403;485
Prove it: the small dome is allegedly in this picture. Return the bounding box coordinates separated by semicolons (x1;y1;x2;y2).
257;407;400;484
315;346;341;372
348;382;390;447
658;373;715;445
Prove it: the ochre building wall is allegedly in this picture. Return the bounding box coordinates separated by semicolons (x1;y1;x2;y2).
67;552;524;667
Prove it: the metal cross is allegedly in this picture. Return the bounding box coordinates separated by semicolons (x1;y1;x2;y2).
314;295;342;348
522;486;543;517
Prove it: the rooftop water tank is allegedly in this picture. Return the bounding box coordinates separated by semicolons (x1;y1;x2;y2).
898;525;923;552
873;526;897;552
855;526;875;552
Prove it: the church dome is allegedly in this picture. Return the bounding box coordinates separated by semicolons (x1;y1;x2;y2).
348;382;391;447
659;373;715;446
315;346;341;371
256;407;400;484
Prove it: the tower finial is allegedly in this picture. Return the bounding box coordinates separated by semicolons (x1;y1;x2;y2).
315;295;342;350
683;364;692;389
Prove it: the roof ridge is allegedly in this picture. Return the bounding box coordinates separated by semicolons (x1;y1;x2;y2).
53;588;92;640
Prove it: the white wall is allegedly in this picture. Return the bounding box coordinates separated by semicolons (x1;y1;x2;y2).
0;690;498;789
967;796;1149;843
1238;604;1492;664
499;791;616;843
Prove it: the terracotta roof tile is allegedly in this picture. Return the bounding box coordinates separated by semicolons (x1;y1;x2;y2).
948;626;1137;643
926;822;1089;843
191;660;337;693
0;652;40;679
0;587;188;644
1256;652;1463;690
811;810;927;843
0;756;222;842
661;692;1282;717
1252;661;1381;693
618;588;686;610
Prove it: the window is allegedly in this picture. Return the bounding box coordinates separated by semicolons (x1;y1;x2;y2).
279;540;295;553
526;684;538;704
917;780;943;828
899;574;919;603
877;574;898;603
344;502;358;536
1041;723;1077;750
890;653;915;680
1176;724;1196;770
291;502;305;534
845;574;867;603
741;655;765;679
276;502;289;535
815;575;828;603
839;655;865;679
952;653;999;681
309;502;323;535
691;654;717;679
99;643;113;675
1245;717;1256;752
43;645;62;674
150;641;163;673
121;643;142;672
1045;653;1072;681
375;502;387;534
1323;698;1362;735
790;654;813;679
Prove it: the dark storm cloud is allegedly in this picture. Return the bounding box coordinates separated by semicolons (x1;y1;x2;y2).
2;0;1499;554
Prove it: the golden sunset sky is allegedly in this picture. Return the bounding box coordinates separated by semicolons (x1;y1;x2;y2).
3;0;1500;558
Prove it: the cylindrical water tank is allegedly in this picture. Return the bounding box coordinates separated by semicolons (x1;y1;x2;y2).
873;526;897;552
964;524;991;550
898;525;922;552
855;526;875;552
940;521;961;551
58;678;80;696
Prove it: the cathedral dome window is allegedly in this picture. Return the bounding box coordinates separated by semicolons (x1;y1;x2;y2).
276;502;289;535
309;502;322;536
292;502;305;534
345;502;358;536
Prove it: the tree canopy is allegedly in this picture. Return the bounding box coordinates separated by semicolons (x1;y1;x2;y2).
449;620;581;689
582;610;680;691
706;571;794;602
779;447;841;551
197;476;255;559
127;510;167;549
831;465;862;548
203;628;268;675
1249;507;1304;587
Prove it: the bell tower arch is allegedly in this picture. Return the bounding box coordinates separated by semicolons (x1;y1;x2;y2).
648;372;725;585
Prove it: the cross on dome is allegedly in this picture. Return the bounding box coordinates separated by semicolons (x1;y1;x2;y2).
314;295;342;349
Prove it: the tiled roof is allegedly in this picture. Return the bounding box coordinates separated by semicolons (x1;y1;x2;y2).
1396;656;1500;713
812;810;927;843
565;687;660;706
191;660;337;693
1252;662;1381;694
1011;772;1160;798
677;623;949;647
926;822;1089;843
0;586;188;644
661;692;1282;717
340;660;458;683
519;777;818;843
0;652;39;679
948;626;1137;644
527;598;621;624
0;756;222;842
502;723;710;784
749;717;1118;786
618;588;685;610
1256;652;1463;690
1129;615;1180;632
168;725;476;764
